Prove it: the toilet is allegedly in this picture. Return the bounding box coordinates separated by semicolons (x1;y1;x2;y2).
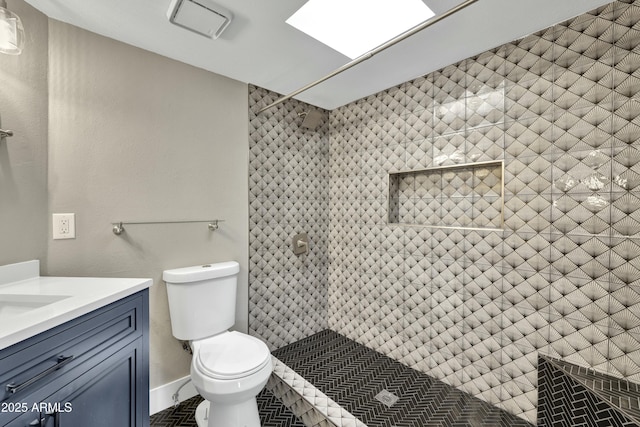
163;261;272;427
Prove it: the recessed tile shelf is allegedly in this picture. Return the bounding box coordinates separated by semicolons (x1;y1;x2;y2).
388;160;504;230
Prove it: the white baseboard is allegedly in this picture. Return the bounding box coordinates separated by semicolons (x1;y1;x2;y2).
150;375;199;415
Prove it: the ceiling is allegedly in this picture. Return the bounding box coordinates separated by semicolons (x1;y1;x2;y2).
23;0;613;110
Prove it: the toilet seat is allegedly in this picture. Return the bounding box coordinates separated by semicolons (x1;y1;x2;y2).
194;331;271;380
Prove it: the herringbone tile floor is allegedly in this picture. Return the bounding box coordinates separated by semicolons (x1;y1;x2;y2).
150;388;305;427
274;330;534;427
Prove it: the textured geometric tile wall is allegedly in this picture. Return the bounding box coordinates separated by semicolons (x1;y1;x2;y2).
326;0;640;424
249;1;640;426
388;161;504;228
248;86;330;350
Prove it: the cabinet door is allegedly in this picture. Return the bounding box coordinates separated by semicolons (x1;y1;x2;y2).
60;342;140;426
10;340;146;427
59;340;145;427
1;291;149;427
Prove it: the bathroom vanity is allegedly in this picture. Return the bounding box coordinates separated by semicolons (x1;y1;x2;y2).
0;261;151;427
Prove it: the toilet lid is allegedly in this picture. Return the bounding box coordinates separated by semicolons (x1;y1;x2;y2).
196;331;270;379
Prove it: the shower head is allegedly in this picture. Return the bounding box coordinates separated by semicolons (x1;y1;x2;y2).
299;109;325;130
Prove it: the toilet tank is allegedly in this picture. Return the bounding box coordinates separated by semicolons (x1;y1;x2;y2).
163;261;239;340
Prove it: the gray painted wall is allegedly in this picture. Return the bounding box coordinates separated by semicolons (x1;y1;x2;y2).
1;1;249;390
0;0;48;267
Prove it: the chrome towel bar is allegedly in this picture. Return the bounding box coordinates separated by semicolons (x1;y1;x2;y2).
112;219;223;235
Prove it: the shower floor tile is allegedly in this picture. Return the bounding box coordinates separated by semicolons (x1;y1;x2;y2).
149;388;305;427
273;329;533;427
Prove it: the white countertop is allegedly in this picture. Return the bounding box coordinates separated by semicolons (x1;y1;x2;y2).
0;260;152;350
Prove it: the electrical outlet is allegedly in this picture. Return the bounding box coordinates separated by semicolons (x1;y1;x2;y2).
53;213;76;239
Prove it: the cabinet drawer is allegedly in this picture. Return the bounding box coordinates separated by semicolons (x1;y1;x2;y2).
5;339;144;427
0;292;143;403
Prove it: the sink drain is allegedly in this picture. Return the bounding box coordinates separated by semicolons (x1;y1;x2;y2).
375;389;399;407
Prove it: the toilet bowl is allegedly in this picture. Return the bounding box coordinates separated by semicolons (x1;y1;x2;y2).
163;262;273;427
190;332;272;427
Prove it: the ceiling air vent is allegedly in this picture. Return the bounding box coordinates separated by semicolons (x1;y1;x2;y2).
167;0;232;39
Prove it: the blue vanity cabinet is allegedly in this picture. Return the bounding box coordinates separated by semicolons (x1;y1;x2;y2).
0;290;149;427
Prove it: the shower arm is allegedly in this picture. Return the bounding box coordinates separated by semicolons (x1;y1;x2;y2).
257;0;479;115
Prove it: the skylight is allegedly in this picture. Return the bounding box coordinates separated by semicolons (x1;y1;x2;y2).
286;0;435;60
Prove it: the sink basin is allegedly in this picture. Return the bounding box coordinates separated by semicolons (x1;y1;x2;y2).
0;260;152;349
0;294;70;317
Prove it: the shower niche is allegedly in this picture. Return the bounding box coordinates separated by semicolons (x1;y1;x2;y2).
388;160;504;229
